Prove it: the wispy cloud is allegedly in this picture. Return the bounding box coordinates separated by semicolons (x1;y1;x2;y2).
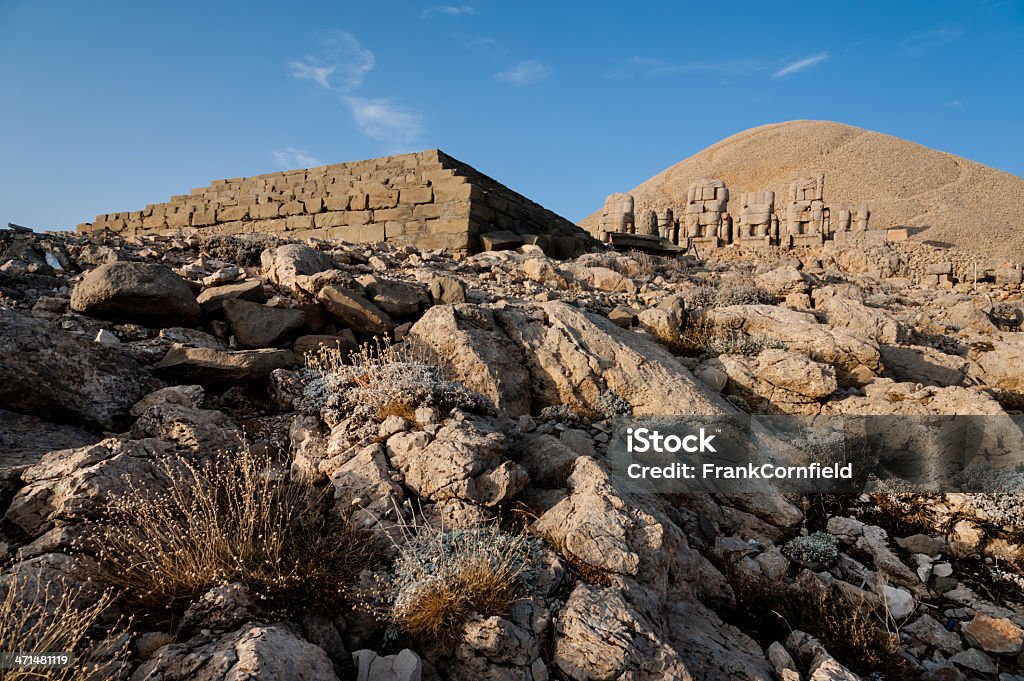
772;52;829;78
344;97;424;146
946;99;964;108
902;27;964;54
288;32;426;147
422;5;475;17
287;31;375;91
272;147;324;169
495;59;551;85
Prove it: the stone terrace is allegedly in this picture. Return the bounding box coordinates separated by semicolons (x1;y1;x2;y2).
78;149;590;255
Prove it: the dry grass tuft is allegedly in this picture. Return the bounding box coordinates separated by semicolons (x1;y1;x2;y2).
377;398;420;426
379;522;535;648
88;445;376;615
0;572;129;681
396;558;518;647
301;335;491;420
722;570;914;680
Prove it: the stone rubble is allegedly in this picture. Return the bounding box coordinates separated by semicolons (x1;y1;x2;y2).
1;223;1022;681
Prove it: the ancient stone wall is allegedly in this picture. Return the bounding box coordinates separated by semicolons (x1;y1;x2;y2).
78;149;588;254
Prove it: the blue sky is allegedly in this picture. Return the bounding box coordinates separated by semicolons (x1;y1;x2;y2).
1;0;1022;230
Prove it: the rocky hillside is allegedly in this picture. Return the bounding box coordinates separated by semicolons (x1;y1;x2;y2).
581;120;1024;262
1;224;1024;681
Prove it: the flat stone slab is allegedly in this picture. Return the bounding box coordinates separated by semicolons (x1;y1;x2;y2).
153;344;298;385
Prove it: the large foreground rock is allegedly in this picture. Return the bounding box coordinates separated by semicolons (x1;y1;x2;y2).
968;333;1024;392
153;344;299;385
0;308;155;429
505;301;731;416
6;438;180;538
710;349;837;414
410;305;532;415
132;623;339;681
706;304;882;382
70;261;200;326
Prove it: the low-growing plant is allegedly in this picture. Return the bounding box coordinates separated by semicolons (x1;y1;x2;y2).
378;521;538;648
781;531;840;565
685;283;776;309
88;445;376;616
0;572;129;681
595;389;632;419
705;329;787;357
302;337;492;421
377;398;420;426
665;313;786;358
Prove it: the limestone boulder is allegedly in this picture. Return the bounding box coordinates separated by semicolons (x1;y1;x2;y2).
450;607;548;681
0;308;156;429
317;285;395;336
356;275;430;319
5;438;180;538
132;623;339;681
560;264;635;293
129;387;242;452
261;244;336;293
962;613;1024;654
330;443;405;528
223;299;306;348
422;273;467;304
521;258;569;289
409;305;532;415
706;304;882;383
553;584;691;681
352;649;421;681
902;615;964;655
385;417;527;507
294;269;364;297
70;261;201;326
533;456;729;603
754;265;808;297
710;349;837;414
826;516;922;592
500;302;731;416
196;279;267;314
816;296;906;345
786;631;859;681
826;378;1005;416
968;333;1024;392
880;344;969;387
153;344;299;386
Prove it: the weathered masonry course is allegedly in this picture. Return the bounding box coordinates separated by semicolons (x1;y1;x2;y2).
78;150;592;256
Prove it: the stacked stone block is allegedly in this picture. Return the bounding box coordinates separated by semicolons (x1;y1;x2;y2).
79;149;587;255
783;175;828;246
683;179;729;246
737;191;777;245
596;193;636;240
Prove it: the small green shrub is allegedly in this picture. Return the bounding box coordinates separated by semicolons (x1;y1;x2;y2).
781;531;839;565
